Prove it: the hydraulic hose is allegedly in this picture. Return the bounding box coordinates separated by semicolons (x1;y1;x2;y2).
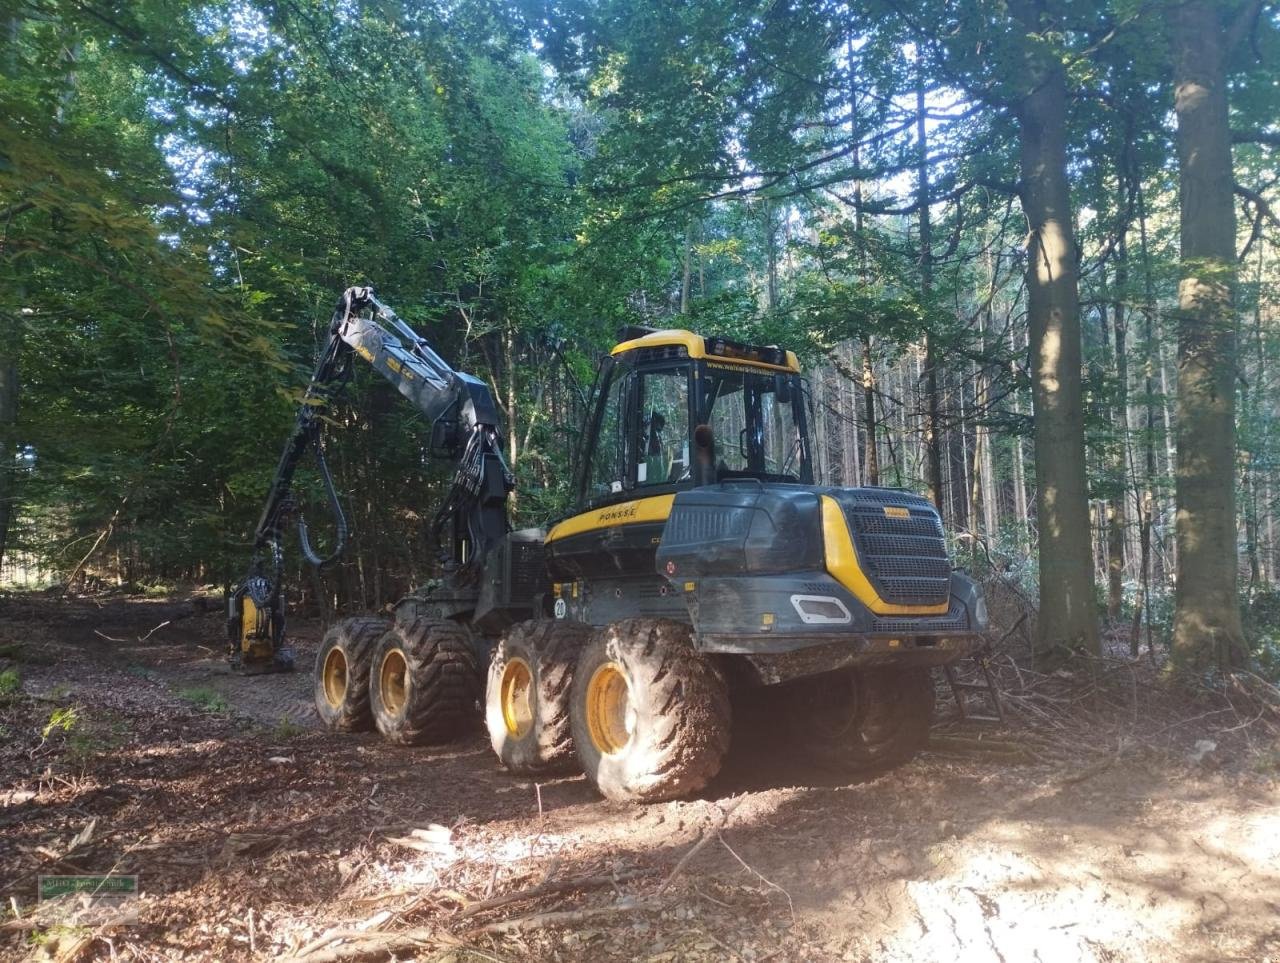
298;434;348;569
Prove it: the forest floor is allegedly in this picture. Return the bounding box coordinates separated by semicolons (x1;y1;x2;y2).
1;592;1279;963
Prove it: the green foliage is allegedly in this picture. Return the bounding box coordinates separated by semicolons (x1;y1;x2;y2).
0;667;20;697
42;705;80;740
272;717;305;740
1245;590;1280;681
37;703;126;769
179;687;230;713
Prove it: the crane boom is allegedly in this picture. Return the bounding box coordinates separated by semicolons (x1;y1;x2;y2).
230;286;513;671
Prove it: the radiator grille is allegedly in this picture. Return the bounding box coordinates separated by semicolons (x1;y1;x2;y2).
663;506;752;545
840;490;951;607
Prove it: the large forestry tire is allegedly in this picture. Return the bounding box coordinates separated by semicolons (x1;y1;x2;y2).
370;617;481;745
314;617;388;732
486;620;593;775
570;618;731;803
779;667;934;775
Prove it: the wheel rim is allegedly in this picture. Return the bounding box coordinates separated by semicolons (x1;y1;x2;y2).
322;648;348;708
500;657;535;738
380;648;409;717
585;662;632;755
807;671;867;742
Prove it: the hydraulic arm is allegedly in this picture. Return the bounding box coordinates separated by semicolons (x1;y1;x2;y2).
228;286;512;670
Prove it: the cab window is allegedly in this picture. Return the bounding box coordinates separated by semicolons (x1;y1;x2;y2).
583;364;693;503
636;368;691;487
588;368;630;498
702;366;810;482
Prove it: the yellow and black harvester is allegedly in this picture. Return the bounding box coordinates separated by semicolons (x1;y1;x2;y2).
232;287;987;802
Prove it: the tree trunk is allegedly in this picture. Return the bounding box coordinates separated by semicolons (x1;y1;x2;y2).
1011;0;1099;662
1009;323;1031;556
764;201;779;312
0;284;20;574
1169;0;1248;673
845;340;861;484
916;75;944;515
861;338;879;485
680;218;694;314
1107;209;1132;621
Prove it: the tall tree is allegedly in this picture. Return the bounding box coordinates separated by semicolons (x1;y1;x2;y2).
994;0;1102;660
1167;0;1258;674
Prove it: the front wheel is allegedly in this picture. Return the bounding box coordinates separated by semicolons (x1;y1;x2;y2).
570;619;730;803
778;667;934;774
370;618;481;745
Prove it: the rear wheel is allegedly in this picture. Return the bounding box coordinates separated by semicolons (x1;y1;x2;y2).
370;618;481;745
313;617;388;731
779;667;934;774
570;618;730;803
485;620;592;775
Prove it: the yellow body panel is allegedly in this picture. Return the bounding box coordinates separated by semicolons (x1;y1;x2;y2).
545;494;677;544
610;329;801;373
240;596;258;653
240;595;274;657
820;496;949;616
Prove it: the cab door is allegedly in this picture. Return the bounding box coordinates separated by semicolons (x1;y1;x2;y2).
547;361;693;581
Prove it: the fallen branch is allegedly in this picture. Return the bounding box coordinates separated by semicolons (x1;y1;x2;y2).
137;620;171;643
716;834;794;925
284;927;446;963
297;864;649;961
455;867;646;920
1058;737;1129;786
657;796;746;896
476;897;656;934
63;498;128;599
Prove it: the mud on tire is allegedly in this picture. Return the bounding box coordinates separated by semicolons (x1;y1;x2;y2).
370;617;481;745
570;618;730;803
485;620;592;775
314;617;388;731
778;667;934;774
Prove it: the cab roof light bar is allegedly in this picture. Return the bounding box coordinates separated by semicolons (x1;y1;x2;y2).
702;336;789;369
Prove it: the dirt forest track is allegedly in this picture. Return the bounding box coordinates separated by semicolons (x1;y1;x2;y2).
1;594;1279;962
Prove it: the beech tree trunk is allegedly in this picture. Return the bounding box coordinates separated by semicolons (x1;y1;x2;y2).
1169;0;1249;673
1011;0;1100;662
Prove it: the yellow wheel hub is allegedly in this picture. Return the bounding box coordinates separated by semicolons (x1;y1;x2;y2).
500;657;535;738
380;648;409;716
585;662;632;755
322;648;348;708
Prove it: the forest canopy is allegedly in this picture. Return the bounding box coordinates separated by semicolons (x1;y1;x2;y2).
2;0;1278;677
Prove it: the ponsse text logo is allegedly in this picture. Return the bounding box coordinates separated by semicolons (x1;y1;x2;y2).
597;503;640;524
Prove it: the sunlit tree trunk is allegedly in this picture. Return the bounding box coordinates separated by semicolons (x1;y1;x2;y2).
1169;0;1249;673
1011;0;1099;662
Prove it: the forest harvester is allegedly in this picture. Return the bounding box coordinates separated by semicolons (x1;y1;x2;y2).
230;286;988;802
